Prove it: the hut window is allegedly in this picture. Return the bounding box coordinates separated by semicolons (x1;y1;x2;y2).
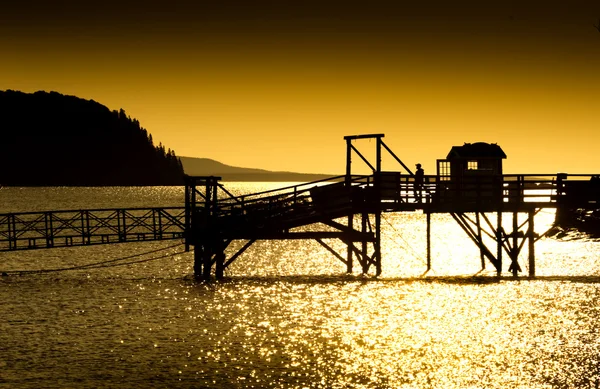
438;160;451;180
467;161;478;170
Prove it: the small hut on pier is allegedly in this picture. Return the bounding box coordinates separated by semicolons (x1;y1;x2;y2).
436;142;507;204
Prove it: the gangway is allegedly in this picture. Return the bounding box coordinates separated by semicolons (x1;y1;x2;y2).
0;207;185;251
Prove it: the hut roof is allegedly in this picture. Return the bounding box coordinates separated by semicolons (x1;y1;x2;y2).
446;142;507;159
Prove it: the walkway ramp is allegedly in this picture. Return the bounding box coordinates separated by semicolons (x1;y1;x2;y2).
187;176;373;240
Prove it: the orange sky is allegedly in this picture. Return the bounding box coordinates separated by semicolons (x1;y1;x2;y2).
1;0;599;175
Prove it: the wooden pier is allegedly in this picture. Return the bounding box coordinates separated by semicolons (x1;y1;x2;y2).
184;134;600;280
2;134;599;280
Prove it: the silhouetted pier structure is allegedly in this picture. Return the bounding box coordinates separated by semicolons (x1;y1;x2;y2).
2;134;599;280
185;134;600;280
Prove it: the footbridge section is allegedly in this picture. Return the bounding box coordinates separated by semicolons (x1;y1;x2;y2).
0;207;185;251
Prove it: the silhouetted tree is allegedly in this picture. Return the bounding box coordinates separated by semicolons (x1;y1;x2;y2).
0;90;185;186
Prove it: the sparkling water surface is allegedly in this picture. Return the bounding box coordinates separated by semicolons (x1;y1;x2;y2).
1;184;599;388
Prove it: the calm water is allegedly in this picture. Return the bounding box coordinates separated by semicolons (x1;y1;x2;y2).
1;184;600;388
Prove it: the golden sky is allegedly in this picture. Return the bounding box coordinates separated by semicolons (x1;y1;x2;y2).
1;0;599;175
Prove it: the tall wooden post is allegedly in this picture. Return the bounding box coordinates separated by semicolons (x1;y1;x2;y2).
202;180;214;281
374;136;382;276
346;137;353;273
212;189;226;280
361;212;368;273
215;249;225;279
426;210;431;272
184;178;190;252
476;212;485;270
202;245;212;281
194;247;203;280
511;212;519;277
528;210;535;277
497;211;503;276
347;218;354;274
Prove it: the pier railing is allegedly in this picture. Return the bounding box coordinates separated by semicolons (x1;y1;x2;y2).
0;207;185;251
186;175;374;235
214;174;367;215
208;173;577;209
379;173;598;210
188;173;600;232
3;173;598;252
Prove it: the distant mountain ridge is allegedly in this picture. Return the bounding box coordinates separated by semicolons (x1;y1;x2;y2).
180;156;336;182
0;89;335;185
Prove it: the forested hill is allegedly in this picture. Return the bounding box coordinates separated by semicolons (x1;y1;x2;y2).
0;90;184;186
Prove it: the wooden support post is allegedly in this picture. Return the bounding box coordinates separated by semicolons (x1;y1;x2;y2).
374;216;381;276
426;210;431;272
211;178;222;280
211;177;218;213
511;212;519;277
497;211;503;276
528;210;535;277
202;245;212;281
359;214;370;274
362;213;369;273
215;249;225;280
476;212;485;270
345;137;353;274
194;246;203;280
346;137;352;179
374;137;382;276
347;216;354;274
184;179;191;252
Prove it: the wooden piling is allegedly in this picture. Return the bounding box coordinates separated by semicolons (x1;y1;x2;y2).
511;212;519;277
426;210;431;272
194;247;203;280
528;210;535;277
497;212;503;276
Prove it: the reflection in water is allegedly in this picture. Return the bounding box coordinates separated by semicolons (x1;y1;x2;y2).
1;186;600;388
3;272;600;388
